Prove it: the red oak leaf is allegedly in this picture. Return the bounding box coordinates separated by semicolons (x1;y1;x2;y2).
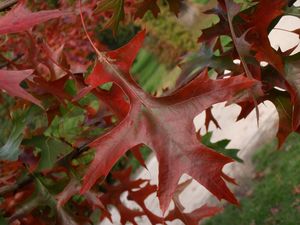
33;75;71;102
99;168;146;224
76;30;145;100
198;20;230;43
0;1;67;35
166;0;184;16
245;0;286;72
134;0;160;18
56;178;104;210
127;182;164;224
165;178;222;224
130;144;148;169
80;32;257;212
91;85;130;120
198;4;230;43
166;204;222;225
205;106;221;130
268;89;293;147
0;69;41;106
134;0;183;18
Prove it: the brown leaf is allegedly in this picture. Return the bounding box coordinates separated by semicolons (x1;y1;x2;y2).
293;184;300;195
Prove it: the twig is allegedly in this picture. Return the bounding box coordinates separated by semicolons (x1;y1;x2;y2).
224;0;260;126
0;143;88;197
0;0;18;12
0;53;23;69
0;175;33;196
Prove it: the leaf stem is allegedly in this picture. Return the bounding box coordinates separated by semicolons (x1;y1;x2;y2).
0;175;33;196
224;0;260;126
79;0;148;107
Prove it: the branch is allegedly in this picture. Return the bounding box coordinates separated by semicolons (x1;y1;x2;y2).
0;0;18;12
0;175;33;196
0;144;88;197
0;53;23;69
56;143;89;166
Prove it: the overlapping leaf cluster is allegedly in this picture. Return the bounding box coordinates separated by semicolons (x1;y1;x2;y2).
0;0;299;224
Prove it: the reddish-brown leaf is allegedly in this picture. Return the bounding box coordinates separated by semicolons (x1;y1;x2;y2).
198;3;230;43
268;89;293;147
56;178;104;210
128;183;164;224
99;168;147;224
166;179;222;224
205;106;221;130
166;0;184;16
246;0;285;72
80;32;257;212
166;204;222;225
130;144;147;169
0;1;67;35
293;184;300;195
0;69;41;106
134;0;183;18
198;20;230;43
134;0;160;18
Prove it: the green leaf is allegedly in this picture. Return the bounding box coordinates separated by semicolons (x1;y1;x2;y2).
100;82;113;91
0;106;42;161
45;103;86;144
285;5;300;17
202;132;243;163
64;79;77;96
23;136;73;170
178;43;239;85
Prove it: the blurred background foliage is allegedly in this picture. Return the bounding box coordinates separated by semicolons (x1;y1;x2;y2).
203;133;300;225
96;0;219;94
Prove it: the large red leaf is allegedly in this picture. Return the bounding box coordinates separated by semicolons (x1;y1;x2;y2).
76;30;145;99
0;69;41;106
0;0;66;35
80;32;257;213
